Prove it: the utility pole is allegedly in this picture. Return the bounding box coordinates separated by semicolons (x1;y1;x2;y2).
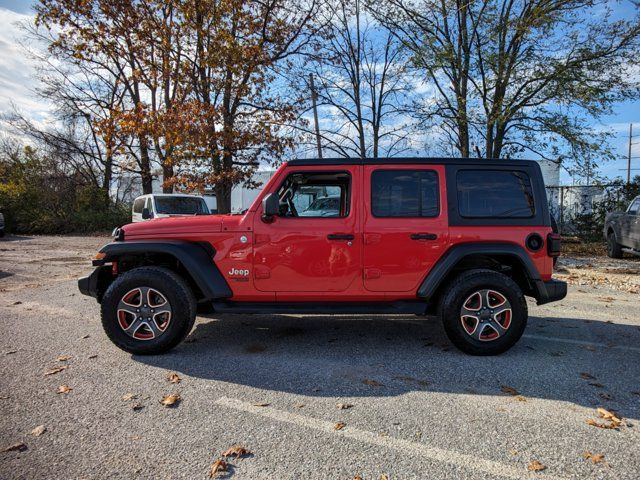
628;124;633;184
309;74;322;159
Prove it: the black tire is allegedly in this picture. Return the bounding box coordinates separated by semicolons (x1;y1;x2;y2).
606;231;623;259
101;266;196;355
439;269;528;355
0;229;5;238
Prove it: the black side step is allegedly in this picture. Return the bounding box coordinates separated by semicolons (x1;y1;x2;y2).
208;301;428;315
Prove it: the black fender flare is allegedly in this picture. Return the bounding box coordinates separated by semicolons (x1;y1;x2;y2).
97;240;232;301
417;242;543;302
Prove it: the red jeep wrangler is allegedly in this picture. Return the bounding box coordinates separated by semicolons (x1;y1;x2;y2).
79;158;566;356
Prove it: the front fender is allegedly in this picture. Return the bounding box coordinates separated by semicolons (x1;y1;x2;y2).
79;240;232;302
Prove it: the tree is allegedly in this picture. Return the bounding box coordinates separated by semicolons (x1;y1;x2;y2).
369;0;640;168
177;0;321;212
301;0;414;158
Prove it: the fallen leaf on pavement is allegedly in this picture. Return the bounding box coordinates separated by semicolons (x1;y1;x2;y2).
334;422;346;430
44;366;67;376
337;403;354;409
160;393;181;407
294;403;305;408
500;386;520;396
167;372;181;384
222;445;252;458
122;393;138;401
598;393;612;400
588;382;604;388
2;442;27;453
131;402;144;411
353;476;363;480
527;460;546;472
580;372;596;380
509;449;518;455
582;452;605;464
363;379;383;387
586;408;622;429
56;355;71;362
514;395;527;402
81;334;90;339
209;459;227;477
4;350;17;355
30;425;46;437
57;385;72;394
252;402;270;407
88;354;98;359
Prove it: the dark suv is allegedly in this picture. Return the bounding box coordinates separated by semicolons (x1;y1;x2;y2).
79;158;566;356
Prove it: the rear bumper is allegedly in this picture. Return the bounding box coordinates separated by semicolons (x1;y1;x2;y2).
535;279;567;305
78;266;112;301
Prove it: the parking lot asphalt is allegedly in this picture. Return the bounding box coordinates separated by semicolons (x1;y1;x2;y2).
1;235;639;479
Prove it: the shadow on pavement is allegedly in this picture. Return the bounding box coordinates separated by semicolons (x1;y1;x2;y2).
135;314;640;415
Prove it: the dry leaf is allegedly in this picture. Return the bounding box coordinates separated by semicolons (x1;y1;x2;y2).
30;425;46;437
88;354;98;359
353;476;363;480
363;379;383;387
500;386;520;396
252;402;270;407
81;334;90;339
160;393;181;407
598;393;612;400
209;459;228;478
4;350;17;355
122;393;138;401
509;449;518;455
380;475;389;480
583;452;605;464
44;366;67;376
222;445;251;458
580;372;596;380
294;403;305;408
527;460;546;472
334;422;346;430
586;408;622;429
337;403;354;410
56;355;71;362
2;442;27;453
57;385;72;394
589;382;604;388
167;372;181;384
131;402;144;411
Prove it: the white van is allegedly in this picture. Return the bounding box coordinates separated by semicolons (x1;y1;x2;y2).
131;194;210;223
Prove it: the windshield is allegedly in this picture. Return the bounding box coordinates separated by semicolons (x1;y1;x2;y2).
299;196;341;217
154;197;209;215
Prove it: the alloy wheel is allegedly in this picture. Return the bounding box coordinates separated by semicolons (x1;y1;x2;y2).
460;289;512;342
117;287;172;340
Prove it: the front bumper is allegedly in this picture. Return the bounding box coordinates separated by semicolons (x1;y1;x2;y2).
78;265;113;301
535;279;568;305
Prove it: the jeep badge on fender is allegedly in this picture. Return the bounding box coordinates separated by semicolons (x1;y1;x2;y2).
78;157;566;356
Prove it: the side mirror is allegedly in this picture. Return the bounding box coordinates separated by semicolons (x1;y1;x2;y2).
142;207;153;220
261;193;279;223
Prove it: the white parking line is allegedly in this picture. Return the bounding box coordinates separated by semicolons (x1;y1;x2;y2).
522;334;640;353
215;396;568;480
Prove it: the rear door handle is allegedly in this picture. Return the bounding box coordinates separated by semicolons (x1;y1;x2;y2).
410;233;437;241
327;233;355;241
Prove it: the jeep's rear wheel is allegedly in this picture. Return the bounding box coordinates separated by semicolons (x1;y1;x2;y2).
607;231;623;258
101;267;196;355
439;269;527;355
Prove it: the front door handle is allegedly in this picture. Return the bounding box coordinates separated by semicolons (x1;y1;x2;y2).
327;233;355;241
410;233;437;241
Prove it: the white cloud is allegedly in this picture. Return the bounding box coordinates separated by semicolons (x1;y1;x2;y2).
0;8;53;127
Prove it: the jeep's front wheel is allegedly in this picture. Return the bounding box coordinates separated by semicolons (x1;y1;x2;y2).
439;269;527;355
101;267;196;355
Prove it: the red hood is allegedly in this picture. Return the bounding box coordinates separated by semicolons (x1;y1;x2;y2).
122;214;249;239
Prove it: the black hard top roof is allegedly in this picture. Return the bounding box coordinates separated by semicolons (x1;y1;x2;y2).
287;157;540;167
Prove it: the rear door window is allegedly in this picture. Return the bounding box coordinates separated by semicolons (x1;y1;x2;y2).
371;170;439;217
457;170;535;218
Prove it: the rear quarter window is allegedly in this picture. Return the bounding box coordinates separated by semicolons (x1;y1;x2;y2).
457;170;535;218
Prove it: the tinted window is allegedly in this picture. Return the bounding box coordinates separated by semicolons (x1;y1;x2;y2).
371;170;439;217
133;197;145;213
154;197;208;214
277;172;351;218
629;198;640;215
457;170;535;218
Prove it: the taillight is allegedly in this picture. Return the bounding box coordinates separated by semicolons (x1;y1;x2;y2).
547;233;561;257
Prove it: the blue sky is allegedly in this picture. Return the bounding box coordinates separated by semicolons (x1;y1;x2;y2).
0;0;638;184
